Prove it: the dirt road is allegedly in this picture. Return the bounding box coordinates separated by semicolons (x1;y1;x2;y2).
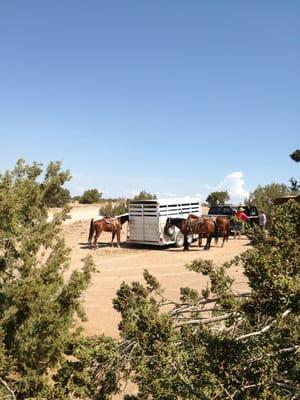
63;206;249;337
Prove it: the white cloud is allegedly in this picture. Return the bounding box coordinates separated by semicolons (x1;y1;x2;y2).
219;171;249;204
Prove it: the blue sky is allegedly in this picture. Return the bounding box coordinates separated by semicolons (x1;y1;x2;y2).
0;1;299;203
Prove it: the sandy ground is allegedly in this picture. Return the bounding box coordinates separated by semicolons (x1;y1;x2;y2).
61;204;250;338
49;203;101;224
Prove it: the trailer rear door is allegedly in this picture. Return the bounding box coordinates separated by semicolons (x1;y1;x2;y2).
129;203;159;242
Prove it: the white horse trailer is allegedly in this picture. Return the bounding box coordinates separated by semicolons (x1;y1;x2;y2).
127;198;202;247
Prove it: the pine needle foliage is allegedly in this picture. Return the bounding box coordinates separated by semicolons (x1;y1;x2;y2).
0;159;95;399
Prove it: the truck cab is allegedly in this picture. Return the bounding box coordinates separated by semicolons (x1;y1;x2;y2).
207;204;259;231
208;205;236;217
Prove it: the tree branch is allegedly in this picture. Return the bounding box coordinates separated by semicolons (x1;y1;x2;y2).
175;313;238;327
0;378;16;400
219;381;236;399
236;309;291;341
161;292;251;311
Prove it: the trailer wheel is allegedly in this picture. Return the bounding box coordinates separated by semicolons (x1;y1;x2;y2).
175;232;185;247
175;233;193;247
165;225;175;237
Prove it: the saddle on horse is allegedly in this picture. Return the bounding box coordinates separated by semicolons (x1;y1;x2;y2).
103;216;120;232
187;214;206;234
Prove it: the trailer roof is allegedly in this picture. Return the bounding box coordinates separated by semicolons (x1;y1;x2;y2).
273;194;300;205
129;197;201;205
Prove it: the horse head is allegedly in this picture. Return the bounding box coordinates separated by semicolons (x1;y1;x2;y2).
117;213;129;225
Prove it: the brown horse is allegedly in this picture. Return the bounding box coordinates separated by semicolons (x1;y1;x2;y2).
88;214;129;249
185;214;230;250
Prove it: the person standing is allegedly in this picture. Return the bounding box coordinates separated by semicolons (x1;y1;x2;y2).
236;208;249;223
233;208;249;239
258;211;267;229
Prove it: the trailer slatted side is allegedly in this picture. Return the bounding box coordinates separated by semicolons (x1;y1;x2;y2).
127;198;202;246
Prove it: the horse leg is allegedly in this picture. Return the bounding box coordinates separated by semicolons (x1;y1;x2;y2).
183;233;190;251
93;230;101;249
111;231;115;247
116;230;121;248
214;235;219;247
214;226;219;247
208;236;212;249
221;230;226;247
204;236;211;250
198;234;202;247
226;225;230;242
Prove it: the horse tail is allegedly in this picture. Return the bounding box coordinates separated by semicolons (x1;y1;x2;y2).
183;232;190;251
88;219;95;243
182;219;191;251
214;221;219;245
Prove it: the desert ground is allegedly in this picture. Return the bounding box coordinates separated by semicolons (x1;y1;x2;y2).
61;204;250;338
